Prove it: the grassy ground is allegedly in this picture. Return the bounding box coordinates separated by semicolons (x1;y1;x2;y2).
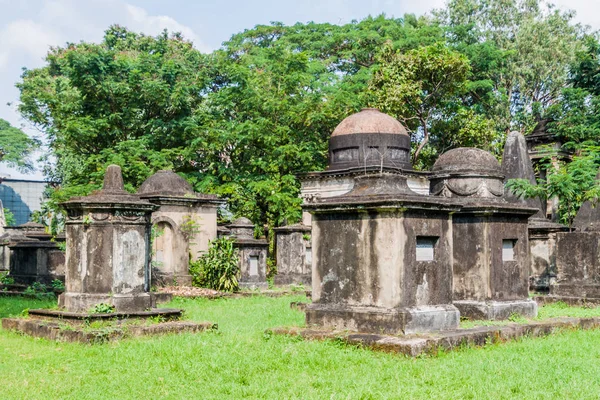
2;296;600;399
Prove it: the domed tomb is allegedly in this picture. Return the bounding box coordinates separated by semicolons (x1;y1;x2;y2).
430;147;504;199
138;170;194;197
328;108;412;171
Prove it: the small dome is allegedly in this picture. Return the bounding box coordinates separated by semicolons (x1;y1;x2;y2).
231;217;253;226
331;108;409;137
138;170;193;196
433;148;500;173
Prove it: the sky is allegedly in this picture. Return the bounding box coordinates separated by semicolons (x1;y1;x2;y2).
1;0;599;179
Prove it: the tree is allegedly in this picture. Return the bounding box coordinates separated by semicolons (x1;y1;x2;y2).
370;43;497;167
0;119;38;172
18;25;211;191
436;0;583;133
507;147;600;227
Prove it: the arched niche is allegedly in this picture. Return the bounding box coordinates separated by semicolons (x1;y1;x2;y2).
152;220;176;275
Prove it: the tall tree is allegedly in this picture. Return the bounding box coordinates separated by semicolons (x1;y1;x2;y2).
18;25;211;191
370;43;497;167
0;119;38;172
436;0;583;133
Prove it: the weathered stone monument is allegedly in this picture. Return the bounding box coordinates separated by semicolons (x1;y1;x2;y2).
502;131;568;291
550;168;600;301
138;170;221;286
1;222;65;283
430;147;538;319
59;165;157;312
227;217;268;289
274;223;312;285
304;110;461;334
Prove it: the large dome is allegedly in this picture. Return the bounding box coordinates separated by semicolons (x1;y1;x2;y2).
327;108;412;171
432;148;500;173
138;170;193;196
331;108;409;137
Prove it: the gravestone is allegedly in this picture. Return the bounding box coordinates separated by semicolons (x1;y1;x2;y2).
274;224;312;286
59;165;157;312
228;217;268;289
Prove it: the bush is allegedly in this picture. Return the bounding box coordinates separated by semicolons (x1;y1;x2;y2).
189;237;239;292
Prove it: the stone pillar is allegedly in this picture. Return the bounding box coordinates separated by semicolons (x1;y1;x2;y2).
228;217;268;289
501;131;568;291
305;174;460;335
59;165;157;312
274;224;312;286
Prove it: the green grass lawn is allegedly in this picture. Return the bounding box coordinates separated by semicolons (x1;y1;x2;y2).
2;296;600;399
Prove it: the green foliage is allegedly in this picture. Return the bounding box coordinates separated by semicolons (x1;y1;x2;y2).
89;303;115;314
189;237;239;292
0;118;39;172
2;208;15;227
179;215;201;241
507;146;600;227
23;282;54;299
0;272;14;285
51;279;65;291
436;0;582;133
371;42;498;167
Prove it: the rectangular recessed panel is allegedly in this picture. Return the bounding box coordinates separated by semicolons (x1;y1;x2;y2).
502;239;516;261
249;255;259;276
305;248;312;265
416;237;437;261
332;147;359;162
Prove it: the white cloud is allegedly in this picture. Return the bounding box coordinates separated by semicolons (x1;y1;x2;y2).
125;4;210;52
0;19;61;69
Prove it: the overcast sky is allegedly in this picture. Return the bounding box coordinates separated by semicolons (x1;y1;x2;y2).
1;0;599;179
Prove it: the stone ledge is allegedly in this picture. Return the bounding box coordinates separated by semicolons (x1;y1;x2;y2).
534;295;600;307
27;307;183;322
1;317;217;343
267;317;600;357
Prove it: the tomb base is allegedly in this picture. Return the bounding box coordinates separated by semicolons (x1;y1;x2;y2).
59;292;152;313
305;303;460;335
454;299;538;320
273;273;311;286
152;272;193;287
550;283;600;299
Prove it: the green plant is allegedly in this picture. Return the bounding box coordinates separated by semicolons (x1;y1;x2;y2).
3;208;16;226
89;303;115;314
51;279;65;291
302;233;311;241
189;237;239;292
0;272;14;285
180;215;201;241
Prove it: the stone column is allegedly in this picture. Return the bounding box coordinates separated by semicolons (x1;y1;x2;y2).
59;165;157;312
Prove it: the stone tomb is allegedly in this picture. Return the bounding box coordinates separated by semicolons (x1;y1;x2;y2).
430;148;538;319
138;170;222;286
274;223;312;286
550;169;600;301
227;217;268;289
305;173;461;335
59;165;157;312
3;166;216;342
